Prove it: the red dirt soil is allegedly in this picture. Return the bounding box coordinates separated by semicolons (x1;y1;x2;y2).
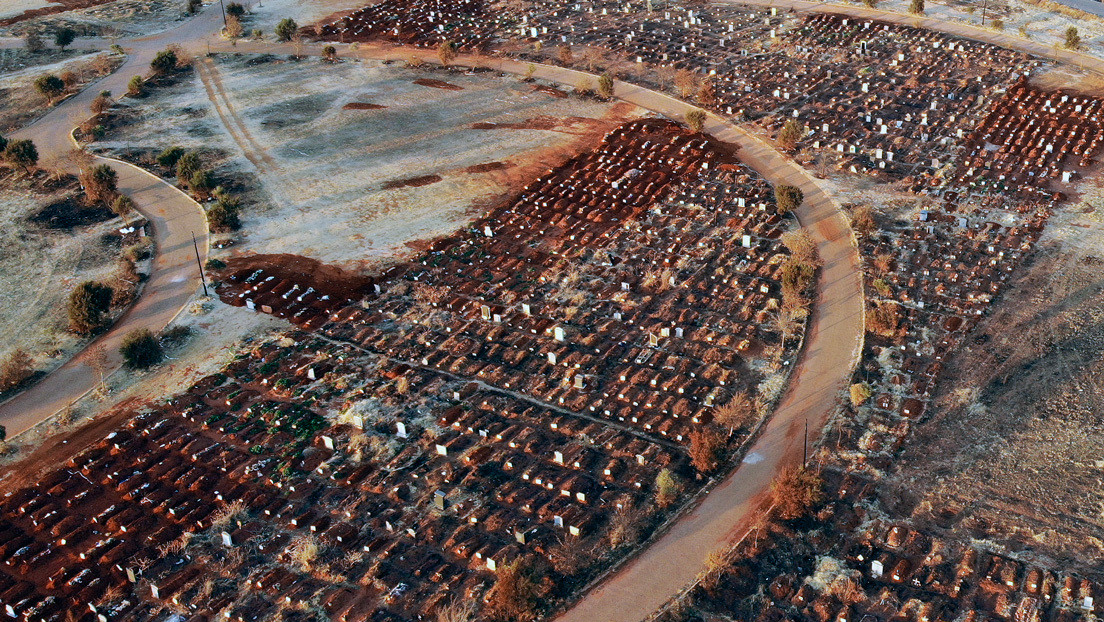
217;254;376;302
464;161;514;173
533;84;569;99
471;115;614;134
343;102;387;110
413;78;464;91
381;173;443;189
0;0;110;27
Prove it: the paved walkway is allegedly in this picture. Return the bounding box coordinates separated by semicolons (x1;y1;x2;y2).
0;7;225;436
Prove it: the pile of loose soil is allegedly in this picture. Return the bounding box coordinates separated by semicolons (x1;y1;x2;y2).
380;174;442;190
413;78;464;91
217;253;376;303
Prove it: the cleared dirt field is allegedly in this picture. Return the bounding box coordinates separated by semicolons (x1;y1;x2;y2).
0;170;127;386
95;54;643;270
0;0;183;36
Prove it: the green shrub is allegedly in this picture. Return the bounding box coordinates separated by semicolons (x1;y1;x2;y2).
34;74;65;99
112;195;136;216
120;328;162;369
54;28;76;50
207;196;241;232
150;49;178;74
157;146;186;169
127;75;144;97
275;18;298;42
3;139;38;172
68;281;114;334
175;151;200;180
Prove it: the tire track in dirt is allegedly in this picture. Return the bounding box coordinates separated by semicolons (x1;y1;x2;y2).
201;58;280;172
196;58;278;175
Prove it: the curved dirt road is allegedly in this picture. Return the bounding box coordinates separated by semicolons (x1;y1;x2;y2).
0;8;226;435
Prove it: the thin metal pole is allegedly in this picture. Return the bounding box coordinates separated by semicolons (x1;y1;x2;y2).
803;418;808;468
219;0;227;28
192;231;209;297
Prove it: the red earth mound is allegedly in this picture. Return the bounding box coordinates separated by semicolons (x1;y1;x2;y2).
381;174;443;189
413;78;464;91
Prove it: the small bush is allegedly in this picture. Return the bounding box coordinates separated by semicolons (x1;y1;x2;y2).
225;2;245;17
120;328;162;369
774;185;804;215
437;40;456;66
685;108;706;133
157;146;186;169
189;168;214;191
323;45;337;62
34;74;65;99
849;382;873;407
574;76;593;96
68;281;114;334
150;49;179;74
186;0;202;14
54;27;76;50
655;468;680;508
991;18;1004;30
205;257;227;271
597;73;614;99
4;139;38;171
909;0;924;14
275;18;298;42
689;424;726;475
81;164;118;205
778;118;804;150
1065;26;1081;50
127;75;144;97
112;195;136;216
207;195;241;232
771;466;825;520
175;151;201;180
90;92;112;116
0;350;34;393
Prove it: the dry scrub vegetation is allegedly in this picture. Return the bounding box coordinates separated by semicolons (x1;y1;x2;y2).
893;243;1104;571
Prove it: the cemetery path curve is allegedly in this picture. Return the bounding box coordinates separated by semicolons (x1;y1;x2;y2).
0;7;224;436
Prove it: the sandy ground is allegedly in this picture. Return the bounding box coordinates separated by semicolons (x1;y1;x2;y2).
867;0;1104;57
237;0;370;33
0;49;122;133
0;0;184;36
0;0;55;22
95;55;643;270
0;172;126;383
